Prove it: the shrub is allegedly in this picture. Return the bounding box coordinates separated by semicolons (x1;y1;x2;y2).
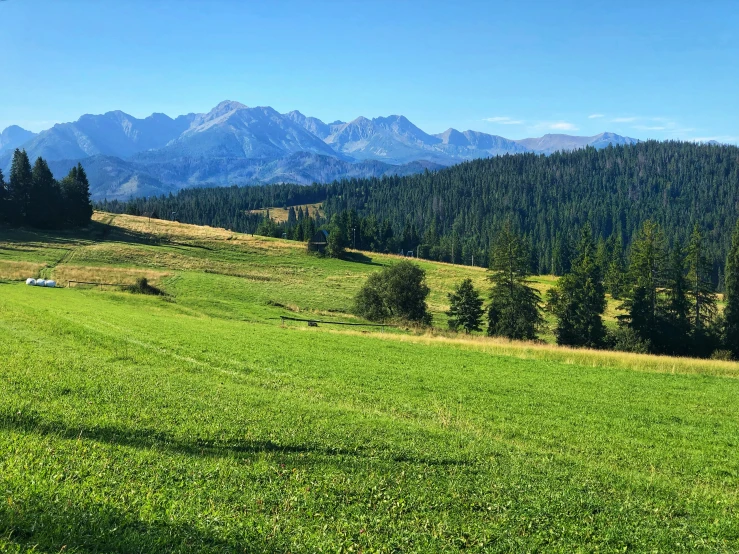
126;277;163;296
354;261;431;324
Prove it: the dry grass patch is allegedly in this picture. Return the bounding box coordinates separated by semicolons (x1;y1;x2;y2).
247;203;323;223
0;261;47;280
312;326;739;379
93;212;235;242
52;265;172;286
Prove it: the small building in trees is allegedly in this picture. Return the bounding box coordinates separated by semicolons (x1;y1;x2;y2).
308;230;330;253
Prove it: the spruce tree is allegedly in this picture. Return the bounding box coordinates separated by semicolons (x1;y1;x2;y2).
604;234;626;299
60;163;93;227
686;224;717;332
30;157;62;228
487;223;543;340
547;224;607;348
0;168;6;224
724;219;739;359
8;149;33;225
663;243;692;355
447;278;484;333
619;221;668;353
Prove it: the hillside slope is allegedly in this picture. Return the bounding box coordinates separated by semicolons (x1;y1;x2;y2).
1;214;738;551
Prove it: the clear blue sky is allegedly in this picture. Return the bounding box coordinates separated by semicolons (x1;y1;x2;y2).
1;0;737;142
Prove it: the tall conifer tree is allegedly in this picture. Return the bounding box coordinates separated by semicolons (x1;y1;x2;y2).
547;224;607;348
60;163;93;227
724;219;739;359
664;243;692;355
30;157;62;228
0;168;6;224
619;221;668;353
487;222;543;340
686;224;718;332
8;149;33;224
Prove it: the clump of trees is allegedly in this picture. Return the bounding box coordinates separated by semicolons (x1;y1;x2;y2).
354;261;431;324
614;221;723;356
439;218;739;360
0;149;92;228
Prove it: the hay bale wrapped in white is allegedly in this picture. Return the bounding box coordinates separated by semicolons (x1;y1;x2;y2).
35;279;46;287
45;280;56;288
26;278;36;286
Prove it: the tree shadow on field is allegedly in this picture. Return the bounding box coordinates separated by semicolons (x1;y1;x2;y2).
341;251;385;266
1;411;470;469
0;221;171;249
1;494;285;553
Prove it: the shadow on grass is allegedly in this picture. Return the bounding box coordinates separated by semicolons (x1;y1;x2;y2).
0;222;171;249
1;495;284;553
341;251;385;266
1;411;470;468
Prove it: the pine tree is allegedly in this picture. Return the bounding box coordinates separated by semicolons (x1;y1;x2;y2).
604;234;626;299
0;168;7;224
619;221;668;353
551;234;573;276
547;224;607;348
8;149;33;225
487;223;543;340
724;219;739;359
663;243;692;355
447;278;484;333
60;163;93;227
30;157;63;228
686;224;717;332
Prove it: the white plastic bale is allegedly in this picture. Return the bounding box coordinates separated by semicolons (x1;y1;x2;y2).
36;279;46;287
26;278;36;286
45;280;56;288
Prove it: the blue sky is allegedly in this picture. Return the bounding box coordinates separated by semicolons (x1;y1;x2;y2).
1;0;737;142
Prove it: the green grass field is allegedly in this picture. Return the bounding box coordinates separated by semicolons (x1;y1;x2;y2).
1;214;738;552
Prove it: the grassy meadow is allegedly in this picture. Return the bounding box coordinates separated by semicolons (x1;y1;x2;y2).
1;214;738;552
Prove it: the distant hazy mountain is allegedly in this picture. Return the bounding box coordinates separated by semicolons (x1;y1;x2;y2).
284;110;344;140
47;156;175;200
5;111;196;163
325;115;450;164
434;128;530;158
0;125;36;154
48;152;444;200
514;132;638;155
4;100;639;200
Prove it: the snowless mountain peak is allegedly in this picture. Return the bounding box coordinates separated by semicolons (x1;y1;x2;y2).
0;125;37;154
1;99;641;200
213;100;248;112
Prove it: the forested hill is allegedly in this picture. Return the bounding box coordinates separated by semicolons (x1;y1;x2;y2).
99;140;739;275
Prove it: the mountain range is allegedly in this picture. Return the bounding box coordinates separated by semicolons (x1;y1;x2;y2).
1;100;638;200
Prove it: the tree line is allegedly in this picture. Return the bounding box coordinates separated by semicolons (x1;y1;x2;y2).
439;219;739;360
0;149;93;228
354;216;739;360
